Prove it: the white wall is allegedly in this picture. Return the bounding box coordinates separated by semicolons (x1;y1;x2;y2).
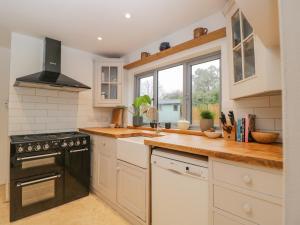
0;47;10;185
279;0;300;224
8;33;112;135
124;12;225;63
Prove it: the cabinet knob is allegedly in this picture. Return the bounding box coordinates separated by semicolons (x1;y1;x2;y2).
116;167;120;171
242;175;252;184
242;203;252;214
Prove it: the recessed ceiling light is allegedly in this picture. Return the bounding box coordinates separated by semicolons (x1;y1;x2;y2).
97;37;103;41
124;13;131;19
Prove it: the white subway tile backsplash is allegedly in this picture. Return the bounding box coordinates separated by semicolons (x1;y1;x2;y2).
232;94;283;142
234;96;270;108
254;107;282;119
9;94;22;103
58;91;79;99
47;97;78;104
255;119;275;130
36;89;58;97
23;95;47;103
35;117;57;123
275;119;282;131
12;87;36;95
270;95;282;107
22;123;46;131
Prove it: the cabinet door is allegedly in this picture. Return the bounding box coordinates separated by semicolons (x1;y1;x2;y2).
97;151;116;202
214;211;257;225
91;136;116;203
94;61;123;107
116;160;146;221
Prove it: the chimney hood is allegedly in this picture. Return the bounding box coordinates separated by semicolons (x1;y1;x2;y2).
14;37;91;92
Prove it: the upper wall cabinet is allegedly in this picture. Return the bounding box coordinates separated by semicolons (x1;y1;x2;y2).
225;3;281;99
94;60;123;107
235;0;279;47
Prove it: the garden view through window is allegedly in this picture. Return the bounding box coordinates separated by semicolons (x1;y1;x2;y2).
136;53;221;128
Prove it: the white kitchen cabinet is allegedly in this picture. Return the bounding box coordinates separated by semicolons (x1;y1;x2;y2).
93;59;123;107
225;2;281;99
90;135;117;203
210;158;283;225
116;160;146;221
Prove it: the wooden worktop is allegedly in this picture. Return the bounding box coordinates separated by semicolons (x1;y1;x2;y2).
144;133;283;169
79;127;283;169
79;127;145;138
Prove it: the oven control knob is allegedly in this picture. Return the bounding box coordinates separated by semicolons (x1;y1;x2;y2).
17;146;24;153
82;139;87;145
35;144;42;151
69;140;74;147
75;140;81;146
27;145;33;152
43;143;50;151
61;141;67;148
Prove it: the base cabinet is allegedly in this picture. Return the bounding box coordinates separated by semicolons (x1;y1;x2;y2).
214;211;256;225
116;160;146;221
91;135;117;203
210;158;283;225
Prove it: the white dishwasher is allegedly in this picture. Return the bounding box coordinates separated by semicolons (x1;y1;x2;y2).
151;148;209;225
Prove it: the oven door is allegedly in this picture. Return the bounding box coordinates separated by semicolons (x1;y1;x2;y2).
11;151;63;179
10;171;63;221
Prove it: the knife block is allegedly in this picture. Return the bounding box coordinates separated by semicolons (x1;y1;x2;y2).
222;124;236;141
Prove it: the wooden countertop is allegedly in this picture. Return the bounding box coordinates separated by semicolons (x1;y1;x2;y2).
79;127;162;138
144;133;283;169
79;127;283;169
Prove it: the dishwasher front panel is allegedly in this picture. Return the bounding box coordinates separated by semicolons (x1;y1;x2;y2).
151;155;209;225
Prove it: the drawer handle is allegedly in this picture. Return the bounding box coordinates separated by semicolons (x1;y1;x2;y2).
242;175;252;184
242;203;252;214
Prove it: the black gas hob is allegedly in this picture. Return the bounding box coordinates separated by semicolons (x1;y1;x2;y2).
10;131;90;221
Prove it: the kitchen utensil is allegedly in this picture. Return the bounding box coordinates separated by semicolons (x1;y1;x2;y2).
177;120;190;130
228;110;235;126
203;131;222;139
193;27;208;39
251;132;279;144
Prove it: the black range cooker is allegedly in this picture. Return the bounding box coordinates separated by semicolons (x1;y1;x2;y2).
10;132;90;221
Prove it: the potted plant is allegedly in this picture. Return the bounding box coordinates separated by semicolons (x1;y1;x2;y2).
200;110;214;131
131;95;151;127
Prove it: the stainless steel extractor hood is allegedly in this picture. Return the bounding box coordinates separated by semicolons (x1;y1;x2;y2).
14;37;91;92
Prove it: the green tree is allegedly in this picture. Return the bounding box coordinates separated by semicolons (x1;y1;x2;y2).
192;65;220;108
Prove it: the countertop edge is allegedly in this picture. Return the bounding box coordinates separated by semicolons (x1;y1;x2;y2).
144;139;283;169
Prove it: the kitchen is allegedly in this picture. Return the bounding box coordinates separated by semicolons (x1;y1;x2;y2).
0;0;298;225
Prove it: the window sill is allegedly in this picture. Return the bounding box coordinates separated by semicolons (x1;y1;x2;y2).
127;125;204;136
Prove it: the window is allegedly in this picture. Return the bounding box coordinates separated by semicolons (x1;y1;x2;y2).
158;65;183;123
189;59;220;127
135;52;221;128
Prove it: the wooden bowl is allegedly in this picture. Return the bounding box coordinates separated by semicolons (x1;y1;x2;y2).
204;131;222;139
251;131;279;144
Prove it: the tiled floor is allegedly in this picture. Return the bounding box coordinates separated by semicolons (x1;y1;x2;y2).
0;185;131;225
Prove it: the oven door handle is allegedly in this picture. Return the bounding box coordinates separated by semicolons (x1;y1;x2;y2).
70;148;88;153
17;152;62;161
16;174;61;187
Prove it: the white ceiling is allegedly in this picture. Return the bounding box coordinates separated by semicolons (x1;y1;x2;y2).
0;0;226;57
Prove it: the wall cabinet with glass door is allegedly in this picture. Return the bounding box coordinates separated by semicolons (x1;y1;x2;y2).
226;3;281;99
94;60;123;107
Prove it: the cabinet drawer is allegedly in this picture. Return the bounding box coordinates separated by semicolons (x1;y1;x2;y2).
214;185;282;225
214;211;257;225
213;161;282;197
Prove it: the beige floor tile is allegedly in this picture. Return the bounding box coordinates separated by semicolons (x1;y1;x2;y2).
0;185;131;225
